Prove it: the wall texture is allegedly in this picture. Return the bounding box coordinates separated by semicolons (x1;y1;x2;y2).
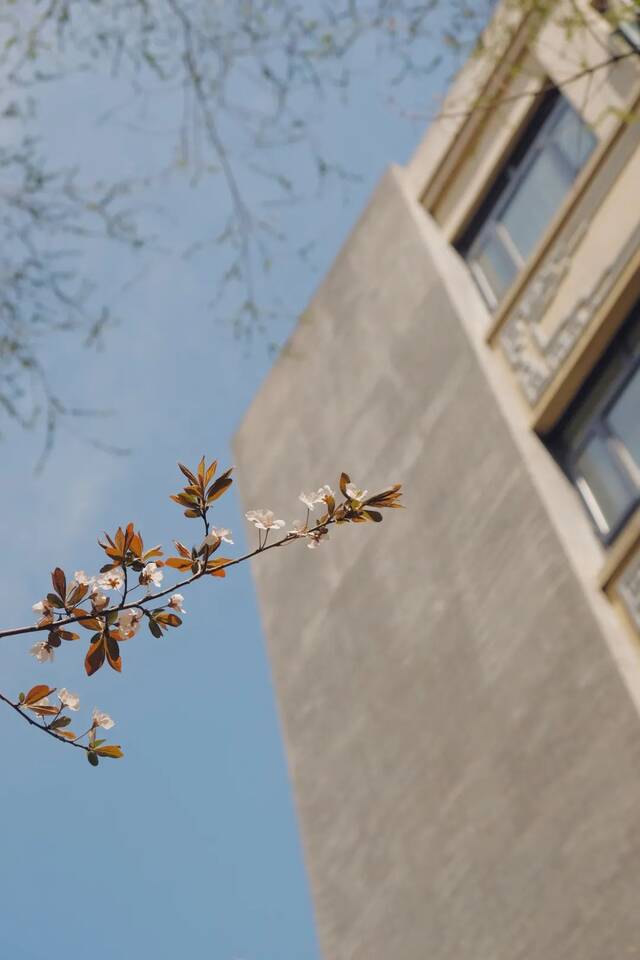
233;168;640;960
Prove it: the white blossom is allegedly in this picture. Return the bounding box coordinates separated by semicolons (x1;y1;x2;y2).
98;567;125;591
92;708;115;730
299;487;334;511
200;527;234;552
58;688;80;711
168;594;185;613
32;598;52;616
30;641;54;663
73;570;93;586
140;562;163;588
92;591;109;612
307;529;330;549
117;608;143;640
299;491;319;511
288;520;308;537
245;509;286;531
346;483;368;501
208;527;233;545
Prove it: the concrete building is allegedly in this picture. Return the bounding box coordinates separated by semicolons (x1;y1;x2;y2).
234;2;640;957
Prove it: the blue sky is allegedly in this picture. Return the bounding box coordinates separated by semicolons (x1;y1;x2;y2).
0;15;453;960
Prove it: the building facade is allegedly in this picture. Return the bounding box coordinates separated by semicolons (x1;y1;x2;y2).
234;3;640;957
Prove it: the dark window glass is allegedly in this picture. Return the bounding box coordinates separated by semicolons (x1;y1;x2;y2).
550;301;640;542
457;90;597;309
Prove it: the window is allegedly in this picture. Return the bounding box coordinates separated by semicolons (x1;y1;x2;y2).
550;301;640;543
457;89;597;309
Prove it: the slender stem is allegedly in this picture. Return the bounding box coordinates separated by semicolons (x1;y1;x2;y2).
120;566;129;609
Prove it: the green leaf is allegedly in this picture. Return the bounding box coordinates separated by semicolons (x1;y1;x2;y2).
87;751;99;767
50;715;71;730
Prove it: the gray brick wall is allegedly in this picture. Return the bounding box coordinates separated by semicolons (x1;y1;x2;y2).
234;169;640;960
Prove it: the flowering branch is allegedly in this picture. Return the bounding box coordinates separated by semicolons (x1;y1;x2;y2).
0;517;332;641
0;458;403;765
0;686;122;766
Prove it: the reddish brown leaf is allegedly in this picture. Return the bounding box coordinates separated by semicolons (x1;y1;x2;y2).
29;704;59;717
165;557;193;571
85;639;106;677
155;612;182;628
94;744;124;759
170;493;199;507
24;684;55;706
105;634;122;672
72;609;104;631
205;459;217;485
339;472;350;497
130;530;143;557
142;545;163;561
205;476;233;503
66;582;88;607
178;462;197;484
51;567;66;600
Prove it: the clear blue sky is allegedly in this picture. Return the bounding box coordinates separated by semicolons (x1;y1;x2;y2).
0;17;453;960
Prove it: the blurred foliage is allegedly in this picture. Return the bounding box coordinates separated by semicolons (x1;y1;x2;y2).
0;0;635;446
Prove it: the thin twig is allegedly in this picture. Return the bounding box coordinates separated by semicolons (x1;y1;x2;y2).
0;691;90;753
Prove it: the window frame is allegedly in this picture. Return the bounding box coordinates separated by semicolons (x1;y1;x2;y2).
456;88;597;310
548;301;640;545
591;0;640;53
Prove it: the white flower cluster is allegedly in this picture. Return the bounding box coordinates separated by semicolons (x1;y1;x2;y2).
245;510;286;531
246;485;335;550
298;485;334;511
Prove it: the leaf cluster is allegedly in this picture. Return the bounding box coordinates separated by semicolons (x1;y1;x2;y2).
170;457;233;521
